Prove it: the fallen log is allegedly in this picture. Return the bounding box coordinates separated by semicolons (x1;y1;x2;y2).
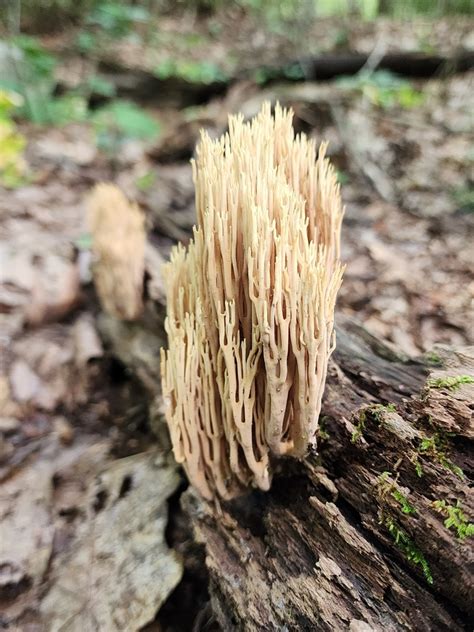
295;51;474;80
99;266;473;630
53;49;474;108
182;319;473;631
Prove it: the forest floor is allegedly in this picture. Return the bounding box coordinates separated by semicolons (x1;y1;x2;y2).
0;11;473;632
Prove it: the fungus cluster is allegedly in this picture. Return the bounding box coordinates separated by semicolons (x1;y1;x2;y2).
88;183;145;321
160;103;344;500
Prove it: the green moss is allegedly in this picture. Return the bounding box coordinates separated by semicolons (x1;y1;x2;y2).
427;375;474;391
351;414;366;443
318;417;330;441
376;473;430;582
423;351;443;367
418;434;464;480
419;436;436;451
351;403;396;443
433;500;474;540
411;455;424;478
377;470;392;489
391;489;417;515
372;403;397;419
383;516;433;585
376;472;417;516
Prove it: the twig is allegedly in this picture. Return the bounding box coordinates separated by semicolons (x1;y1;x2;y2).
358;38;387;76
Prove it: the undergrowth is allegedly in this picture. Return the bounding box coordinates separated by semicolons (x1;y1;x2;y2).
433;500;474;540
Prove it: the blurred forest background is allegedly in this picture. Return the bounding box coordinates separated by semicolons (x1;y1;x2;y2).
0;1;473;631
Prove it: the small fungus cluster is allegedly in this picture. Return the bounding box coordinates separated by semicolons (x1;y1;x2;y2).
88;183;145;321
161;103;344;499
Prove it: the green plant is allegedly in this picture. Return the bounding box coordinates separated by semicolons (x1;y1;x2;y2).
75;30;99;53
0;35;57;124
382;0;473;17
0;89;27;188
427;375;474;391
418;433;464;480
11;34;56;79
92;99;160;153
391;489;417;515
337;70;425;110
376;471;417;516
383;516;433;584
87;2;150;37
351;415;366;443
318;417;330;441
376;471;430;582
49;95;89;124
433;500;474;540
336;170;349;185
252;60;306;85
85;75;117;98
1;35;91;126
351;403;396;443
452;186;474;214
411;454;424;478
153;59;227;84
423;351;443;366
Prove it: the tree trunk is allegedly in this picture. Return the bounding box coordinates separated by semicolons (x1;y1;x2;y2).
98;265;473;632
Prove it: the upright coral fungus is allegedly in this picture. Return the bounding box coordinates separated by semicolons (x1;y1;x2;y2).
87;183;146;321
160;103;344;500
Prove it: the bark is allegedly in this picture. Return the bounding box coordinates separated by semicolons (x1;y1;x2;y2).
98;260;473;632
183;319;473;631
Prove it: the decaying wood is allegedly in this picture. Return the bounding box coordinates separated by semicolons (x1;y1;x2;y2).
183;320;473;631
297;52;474;79
99;242;473;631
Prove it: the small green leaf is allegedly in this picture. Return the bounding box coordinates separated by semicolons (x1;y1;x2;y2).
87;75;116;98
49;96;88;125
93;100;160;142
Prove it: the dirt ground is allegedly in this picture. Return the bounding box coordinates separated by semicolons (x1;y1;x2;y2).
0;12;473;631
